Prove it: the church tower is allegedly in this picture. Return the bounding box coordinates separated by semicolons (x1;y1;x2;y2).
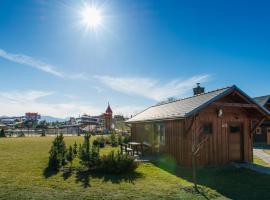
104;102;113;130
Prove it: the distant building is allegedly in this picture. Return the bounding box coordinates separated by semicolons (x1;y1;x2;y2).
25;113;41;121
114;115;125;122
68;117;76;125
0;116;24;125
77;114;101;125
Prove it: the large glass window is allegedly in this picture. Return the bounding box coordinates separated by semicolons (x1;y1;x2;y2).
156;123;165;145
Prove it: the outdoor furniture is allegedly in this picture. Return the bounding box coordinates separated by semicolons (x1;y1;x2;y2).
120;144;133;155
121;142;151;156
128;142;143;156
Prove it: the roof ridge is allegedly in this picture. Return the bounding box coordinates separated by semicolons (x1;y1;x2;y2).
152;85;233;107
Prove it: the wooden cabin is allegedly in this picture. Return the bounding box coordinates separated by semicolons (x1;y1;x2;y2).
126;85;269;166
253;95;270;145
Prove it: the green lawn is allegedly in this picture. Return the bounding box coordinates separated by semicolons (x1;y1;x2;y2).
1;137;270;199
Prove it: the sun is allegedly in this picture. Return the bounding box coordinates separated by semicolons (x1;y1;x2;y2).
81;5;103;29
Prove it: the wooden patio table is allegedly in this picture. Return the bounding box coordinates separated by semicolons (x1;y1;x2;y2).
128;142;142;156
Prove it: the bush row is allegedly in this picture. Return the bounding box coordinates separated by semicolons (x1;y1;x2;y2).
47;133;137;174
92;133;131;148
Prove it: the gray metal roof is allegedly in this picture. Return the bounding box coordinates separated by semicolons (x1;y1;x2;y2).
126;85;270;123
254;95;270;107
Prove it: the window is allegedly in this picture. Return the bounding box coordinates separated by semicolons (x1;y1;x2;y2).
157;123;165;145
229;125;241;133
256;127;262;135
202;122;213;134
267;128;270;134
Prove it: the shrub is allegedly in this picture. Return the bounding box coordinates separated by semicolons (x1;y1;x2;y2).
93;138;99;146
103;136;110;145
93;136;105;148
48;134;67;170
118;134;123;145
123;135;131;144
41;130;46;137
100;150;138;174
79;133;100;169
110;132;118;147
0;129;5;137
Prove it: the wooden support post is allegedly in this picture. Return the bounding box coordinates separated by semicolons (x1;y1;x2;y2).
120;144;123;155
250;118;265;138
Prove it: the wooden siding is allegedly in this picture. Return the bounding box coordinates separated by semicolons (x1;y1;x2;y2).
191;106;253;166
267;132;270;145
130;92;266;166
131;105;255;166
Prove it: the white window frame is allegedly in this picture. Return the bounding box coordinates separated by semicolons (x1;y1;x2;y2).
256;127;262;135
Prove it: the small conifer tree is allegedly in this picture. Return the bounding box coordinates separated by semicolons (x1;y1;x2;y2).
110;131;118;147
48;133;67;170
73;142;78;156
79;133;100;168
118;134;123;145
0;129;5;137
66;146;74;167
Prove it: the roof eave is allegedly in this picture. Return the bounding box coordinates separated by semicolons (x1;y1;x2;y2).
185;86;235;118
125;116;185;124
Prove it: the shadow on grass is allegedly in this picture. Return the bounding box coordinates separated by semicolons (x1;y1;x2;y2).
62;168;73;180
43;166;59;178
43;166;143;188
75;170;143;188
153;155;270;200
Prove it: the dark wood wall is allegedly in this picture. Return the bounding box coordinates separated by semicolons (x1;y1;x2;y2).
131;104;254;166
192;106;253;166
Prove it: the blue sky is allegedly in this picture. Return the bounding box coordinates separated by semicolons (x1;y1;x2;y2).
0;0;270;118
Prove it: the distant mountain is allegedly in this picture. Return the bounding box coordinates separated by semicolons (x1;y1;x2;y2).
40;116;67;122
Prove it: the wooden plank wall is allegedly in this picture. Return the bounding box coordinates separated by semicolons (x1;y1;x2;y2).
191;106;253;166
131;106;254;166
267;132;270;145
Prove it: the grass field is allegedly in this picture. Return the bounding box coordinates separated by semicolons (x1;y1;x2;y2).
1;137;270;199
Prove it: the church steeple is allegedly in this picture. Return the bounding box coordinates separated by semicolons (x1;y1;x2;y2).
106;102;112;114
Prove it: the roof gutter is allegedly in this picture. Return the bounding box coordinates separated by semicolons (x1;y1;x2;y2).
125;116;185;124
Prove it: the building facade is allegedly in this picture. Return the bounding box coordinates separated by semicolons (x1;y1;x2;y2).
127;85;269;166
253;95;270;144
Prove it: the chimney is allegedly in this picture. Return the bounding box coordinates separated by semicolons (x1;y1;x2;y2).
193;83;205;95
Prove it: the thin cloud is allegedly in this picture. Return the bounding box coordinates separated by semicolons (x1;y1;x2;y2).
94;75;210;101
0;48;64;77
0;48;88;80
0;90;140;118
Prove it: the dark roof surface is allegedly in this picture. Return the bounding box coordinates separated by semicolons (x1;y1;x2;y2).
127;85;270;123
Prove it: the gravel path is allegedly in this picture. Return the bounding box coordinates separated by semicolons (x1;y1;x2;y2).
254;148;270;164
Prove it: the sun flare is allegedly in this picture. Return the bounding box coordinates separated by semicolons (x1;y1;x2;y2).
81;5;103;29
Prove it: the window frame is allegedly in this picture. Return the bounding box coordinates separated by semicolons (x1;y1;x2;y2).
256;127;262;135
156;123;165;145
202;122;213;134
